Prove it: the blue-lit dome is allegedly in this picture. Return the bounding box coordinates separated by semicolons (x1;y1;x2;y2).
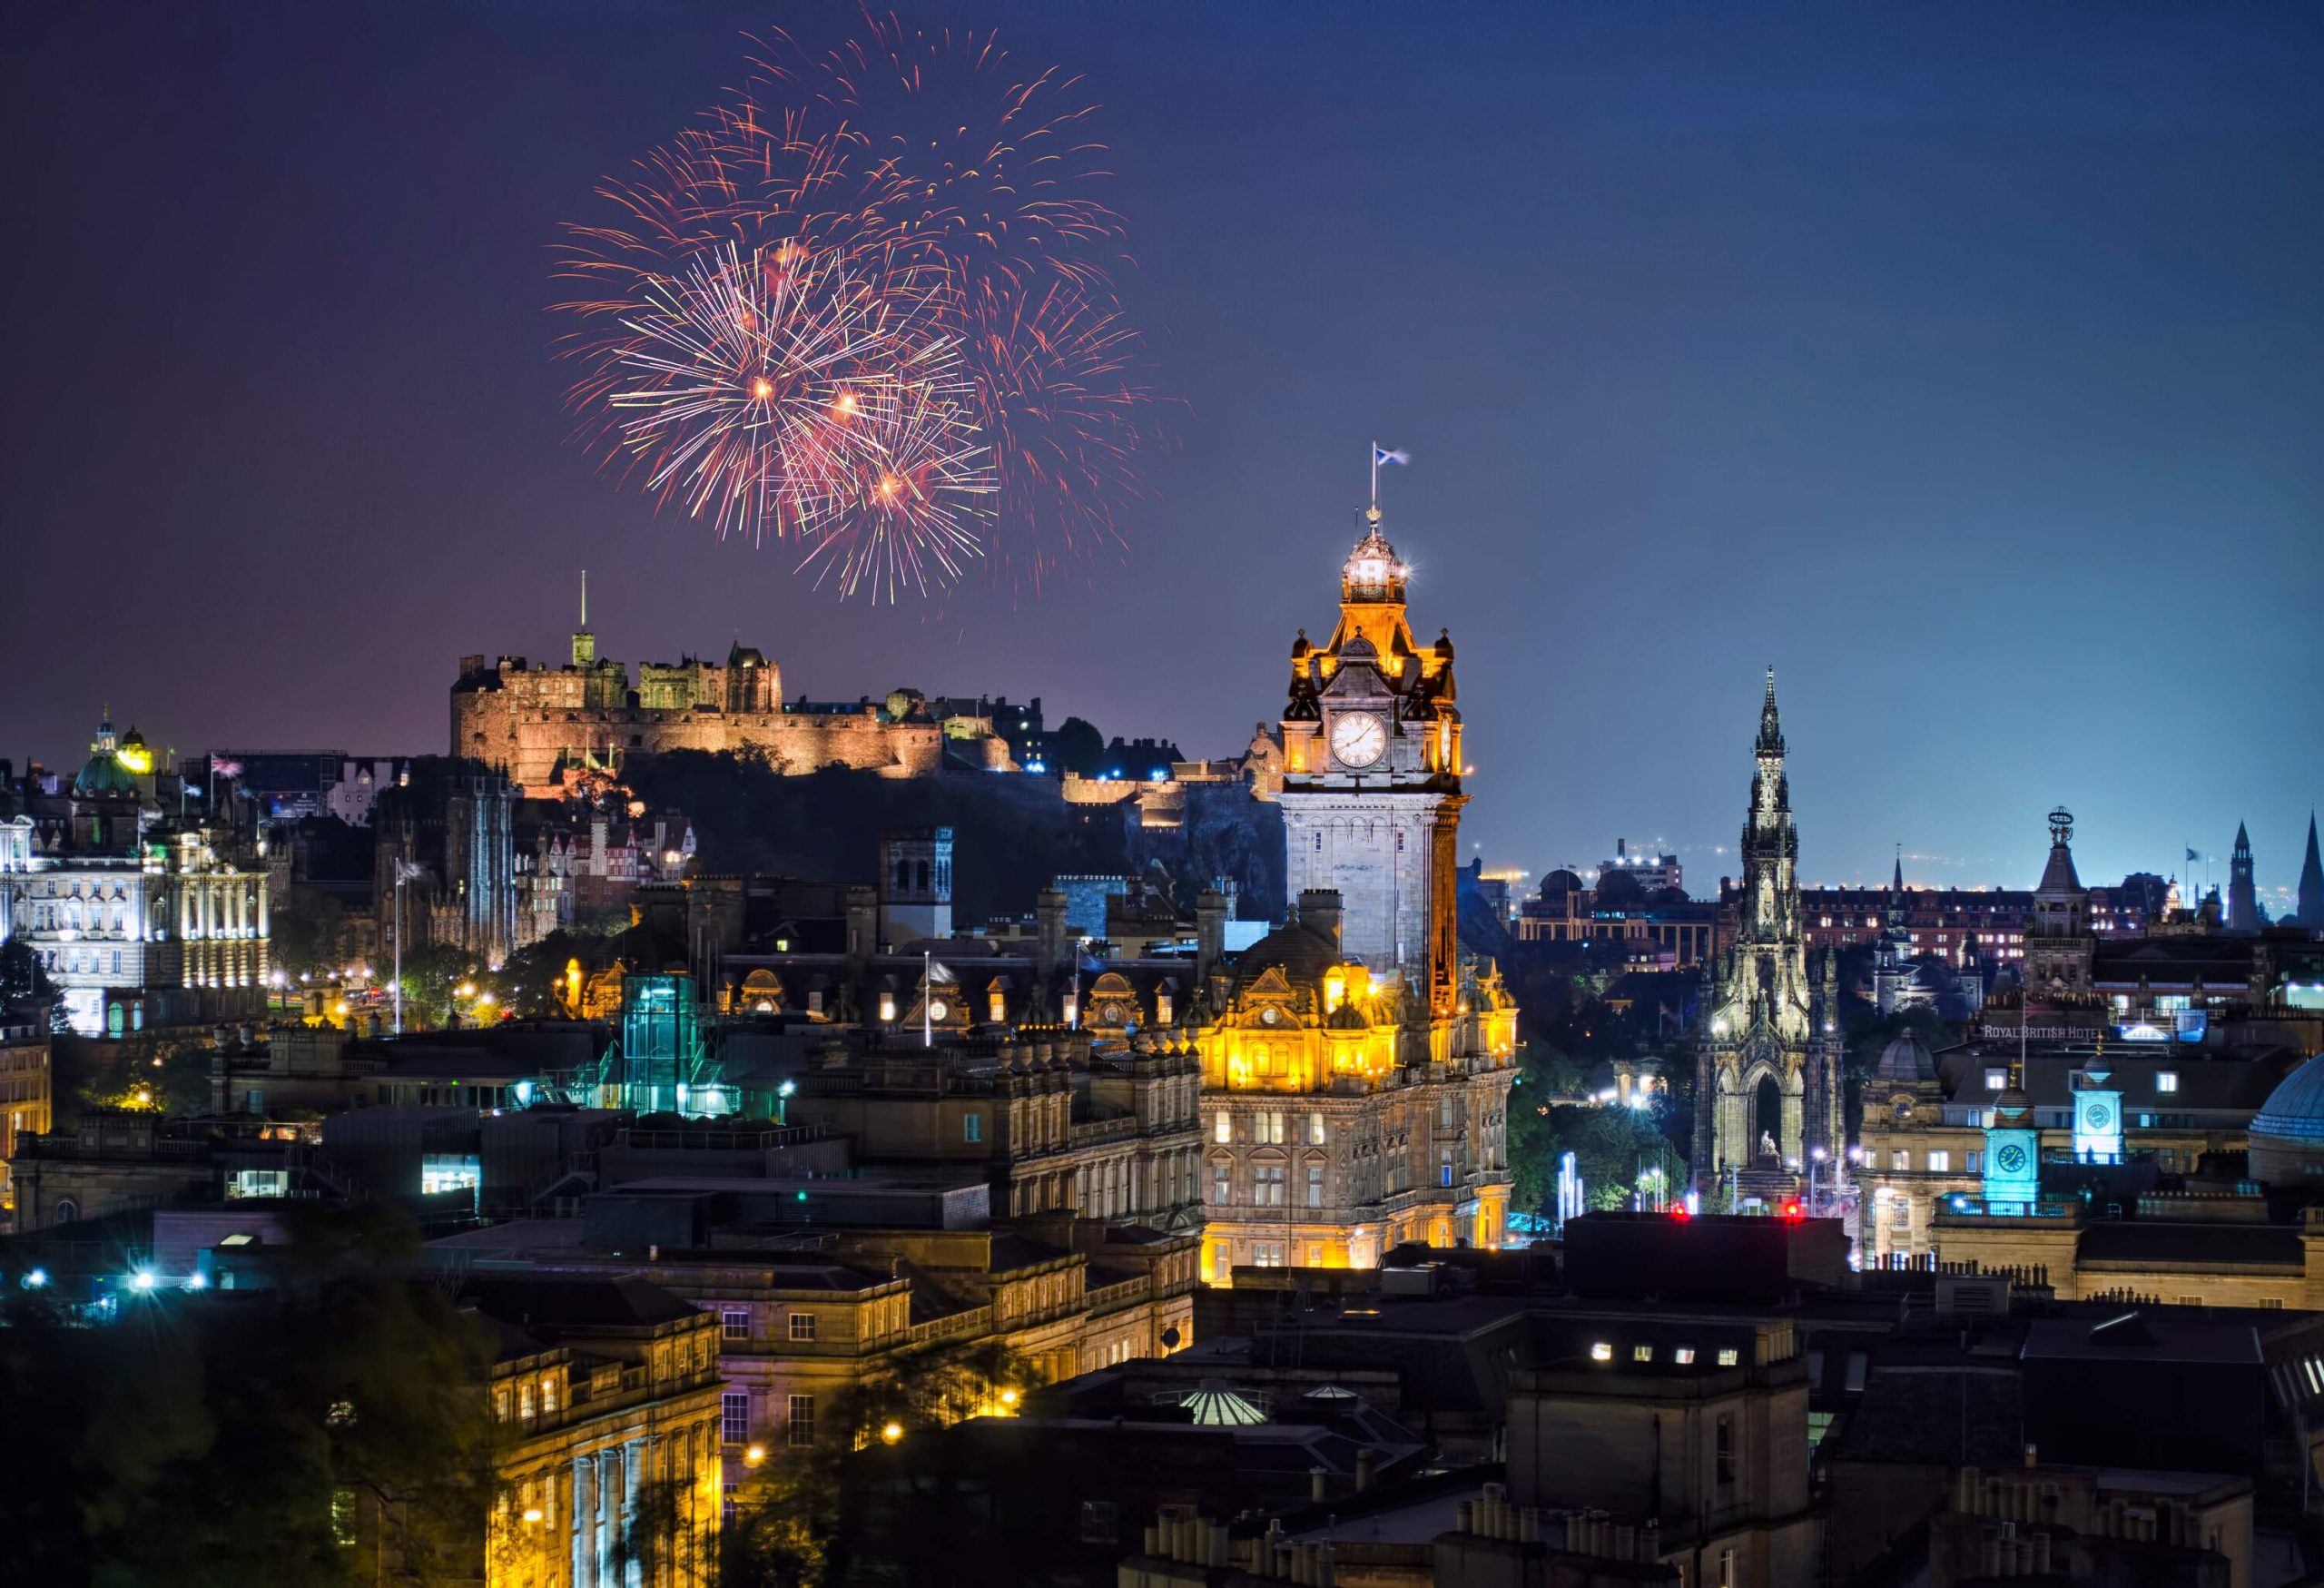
2249;1055;2324;1184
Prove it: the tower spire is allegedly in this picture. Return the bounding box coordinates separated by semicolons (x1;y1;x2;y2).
1892;843;1904;893
2298;811;2324;929
580;567;587;628
1755;666;1784;757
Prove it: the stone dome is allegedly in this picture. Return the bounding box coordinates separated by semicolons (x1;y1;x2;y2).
1874;1031;1937;1083
2249;1054;2324;1184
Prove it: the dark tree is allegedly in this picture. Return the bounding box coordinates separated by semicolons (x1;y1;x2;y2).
0;939;68;1034
1048;716;1106;778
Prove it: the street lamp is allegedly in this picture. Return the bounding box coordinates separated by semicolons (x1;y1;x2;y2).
880;1421;903;1445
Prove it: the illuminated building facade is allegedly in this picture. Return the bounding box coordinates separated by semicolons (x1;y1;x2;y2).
465;1277;725;1588
1693;674;1843;1183
6;718;271;1035
0;1014;51;1222
1194;511;1518;1278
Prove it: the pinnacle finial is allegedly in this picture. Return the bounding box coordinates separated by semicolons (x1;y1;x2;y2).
579;568;588;628
1754;667;1784;756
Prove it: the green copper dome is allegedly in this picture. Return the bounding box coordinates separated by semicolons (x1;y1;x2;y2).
72;717;142;798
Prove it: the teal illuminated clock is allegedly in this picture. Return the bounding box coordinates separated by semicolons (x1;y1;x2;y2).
1996;1143;2028;1174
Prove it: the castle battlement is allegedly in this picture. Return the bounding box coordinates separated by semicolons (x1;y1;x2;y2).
451;608;1008;792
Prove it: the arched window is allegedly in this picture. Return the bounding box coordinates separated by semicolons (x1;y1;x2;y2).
51;1199;77;1226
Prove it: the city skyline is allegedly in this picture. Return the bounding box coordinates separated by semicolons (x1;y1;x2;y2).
4;3;2319;897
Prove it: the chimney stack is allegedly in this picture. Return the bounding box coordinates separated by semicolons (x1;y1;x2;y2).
1298;889;1344;950
1196;888;1228;984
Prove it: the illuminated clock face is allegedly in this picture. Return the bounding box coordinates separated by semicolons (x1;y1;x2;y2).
1330;711;1387;769
1996;1143;2028;1174
2084;1103;2112;1129
928;1000;949;1022
1260;1006;1281;1026
1100;1001;1126;1026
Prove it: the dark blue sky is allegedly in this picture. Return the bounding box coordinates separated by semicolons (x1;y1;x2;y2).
5;3;2319;906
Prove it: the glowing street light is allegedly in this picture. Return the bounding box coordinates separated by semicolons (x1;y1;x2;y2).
128;1270;155;1292
22;1268;47;1289
880;1421;903;1445
743;1444;766;1466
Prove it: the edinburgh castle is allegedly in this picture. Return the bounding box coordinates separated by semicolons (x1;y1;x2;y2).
450;589;1011;791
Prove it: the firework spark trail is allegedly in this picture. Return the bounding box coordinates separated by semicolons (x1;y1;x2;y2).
555;7;1161;600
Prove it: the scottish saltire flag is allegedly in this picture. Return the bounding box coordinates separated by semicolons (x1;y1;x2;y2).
2186;847;2201;863
1374;445;1409;468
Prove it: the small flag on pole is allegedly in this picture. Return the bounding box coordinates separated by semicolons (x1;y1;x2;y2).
2185;847;2201;863
1373;445;1408;468
210;757;243;779
394;859;427;884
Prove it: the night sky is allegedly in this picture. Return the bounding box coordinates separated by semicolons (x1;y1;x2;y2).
5;3;2320;906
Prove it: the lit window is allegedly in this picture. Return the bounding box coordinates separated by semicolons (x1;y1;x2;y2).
1892;1150;1910;1171
1590;1342;1612;1362
518;1381;536;1419
878;994;896;1022
1717;1348;1740;1366
1210;1162;1229;1204
1674;1347;1696;1365
1984;1069;2006;1090
1307;1165;1324;1208
1632;1344;1654;1362
722;1309;750;1341
541;1374;559;1415
1213;1111;1231;1144
963;1112;982;1143
789;1312;817;1343
723;1392;751;1445
1307;1111;1325;1145
495;1386;511;1422
2157;1071;2179;1094
1926;1150;1950;1172
1255;1164;1286;1207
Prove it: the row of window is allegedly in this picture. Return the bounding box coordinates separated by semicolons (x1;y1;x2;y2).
1589;1341;1740;1367
721;1308;818;1343
1981;1067;2176;1094
1214;1109;1331;1146
493;1371;563;1422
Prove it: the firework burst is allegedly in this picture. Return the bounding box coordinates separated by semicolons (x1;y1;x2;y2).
556;8;1160;601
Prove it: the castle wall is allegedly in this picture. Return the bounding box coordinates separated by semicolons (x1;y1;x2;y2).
452;656;961;788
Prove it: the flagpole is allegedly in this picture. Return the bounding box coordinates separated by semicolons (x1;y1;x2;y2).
1370;440;1378;512
393;873;403;1035
923;949;932;1050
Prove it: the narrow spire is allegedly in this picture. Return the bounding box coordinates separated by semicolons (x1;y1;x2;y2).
1755;666;1784;756
580;568;588;628
2298;811;2324;929
1892;844;1904;893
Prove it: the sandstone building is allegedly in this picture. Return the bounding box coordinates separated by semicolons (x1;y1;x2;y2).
1193;507;1518;1277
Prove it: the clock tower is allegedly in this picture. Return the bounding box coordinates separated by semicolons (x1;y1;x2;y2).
1277;506;1466;1034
